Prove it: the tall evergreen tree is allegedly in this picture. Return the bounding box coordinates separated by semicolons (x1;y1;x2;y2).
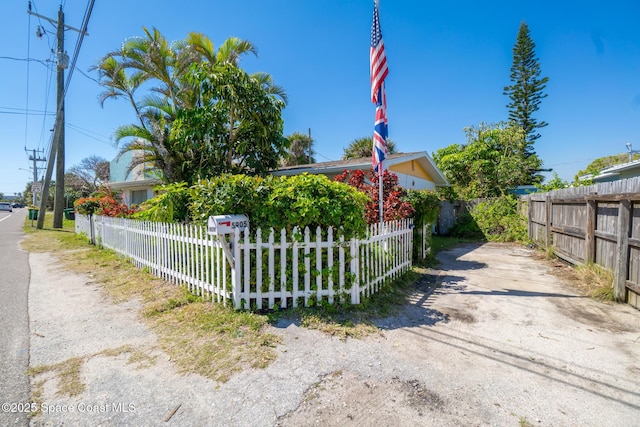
503;21;549;153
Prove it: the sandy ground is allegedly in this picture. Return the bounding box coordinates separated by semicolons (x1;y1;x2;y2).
27;242;640;427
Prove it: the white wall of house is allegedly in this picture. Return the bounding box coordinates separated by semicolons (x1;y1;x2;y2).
394;172;436;191
119;187;155;207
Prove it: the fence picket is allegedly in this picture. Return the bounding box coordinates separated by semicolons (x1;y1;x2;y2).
79;215;414;310
304;227;311;306
268;229;275;309
292;227;300;308
277;229;285;308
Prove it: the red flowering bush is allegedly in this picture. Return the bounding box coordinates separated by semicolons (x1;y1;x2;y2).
74;187;137;217
335;169;415;224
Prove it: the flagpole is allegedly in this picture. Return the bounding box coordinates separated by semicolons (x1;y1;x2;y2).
379;162;383;223
371;0;387;224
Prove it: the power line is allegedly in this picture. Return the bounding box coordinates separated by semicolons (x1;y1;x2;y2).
62;0;94;96
0;56;51;67
66;122;113;146
28;1;54;51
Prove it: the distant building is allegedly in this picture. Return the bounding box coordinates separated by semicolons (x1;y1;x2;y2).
510;185;539;196
271;151;449;190
107;150;449;207
108;150;161;206
579;159;640;183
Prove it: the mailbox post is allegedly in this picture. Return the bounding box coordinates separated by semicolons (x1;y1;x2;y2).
207;214;250;266
207;215;249;309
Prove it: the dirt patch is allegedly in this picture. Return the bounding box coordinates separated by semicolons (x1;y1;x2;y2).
28;242;640;426
439;306;476;323
276;371;448;426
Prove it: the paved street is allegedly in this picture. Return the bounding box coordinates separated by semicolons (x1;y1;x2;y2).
0;208;30;426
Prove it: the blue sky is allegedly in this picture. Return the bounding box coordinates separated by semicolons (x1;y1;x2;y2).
1;0;639;196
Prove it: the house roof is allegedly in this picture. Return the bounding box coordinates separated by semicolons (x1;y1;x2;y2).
583;159;640;181
108;178;162;190
272;151;449;186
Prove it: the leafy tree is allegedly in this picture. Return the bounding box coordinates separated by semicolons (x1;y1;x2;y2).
281;132;315;166
94;28;286;184
433;123;542;199
536;173;569;192
574;153;640;182
342;137;396;160
504;21;548;152
67;155;110;195
171;63;287;178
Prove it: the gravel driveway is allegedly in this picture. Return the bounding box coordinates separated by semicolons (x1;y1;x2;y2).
28;242;640;426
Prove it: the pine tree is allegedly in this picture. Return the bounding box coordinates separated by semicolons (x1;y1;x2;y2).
504;21;549;153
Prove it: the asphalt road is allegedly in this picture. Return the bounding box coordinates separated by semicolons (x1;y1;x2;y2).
0;208;30;426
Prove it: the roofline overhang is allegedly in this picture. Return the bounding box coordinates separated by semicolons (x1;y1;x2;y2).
272;151;449;186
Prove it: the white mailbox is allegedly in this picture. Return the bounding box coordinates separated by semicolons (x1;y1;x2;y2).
207;214;250;236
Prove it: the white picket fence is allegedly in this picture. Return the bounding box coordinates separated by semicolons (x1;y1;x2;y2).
75;214;414;309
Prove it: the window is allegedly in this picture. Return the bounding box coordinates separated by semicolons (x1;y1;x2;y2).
130;189;149;206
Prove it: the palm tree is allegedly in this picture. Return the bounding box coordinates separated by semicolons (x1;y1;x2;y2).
342;136;397;160
281;132;315;166
94;28;285;183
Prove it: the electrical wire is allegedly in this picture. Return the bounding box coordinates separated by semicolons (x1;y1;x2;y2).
38;50;55;154
66;122;113;146
29;1;54;51
0;56;52;67
63;0;95;96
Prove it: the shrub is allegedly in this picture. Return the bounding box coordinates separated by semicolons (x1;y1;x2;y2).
404;189;441;261
404;189;440;228
189;174;269;226
266;174;369;239
133;182;190;223
334;169;414;224
467;195;527;242
74;187;137;217
189;173;369;239
74;198;101;215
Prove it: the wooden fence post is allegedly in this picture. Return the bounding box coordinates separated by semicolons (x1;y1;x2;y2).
545;195;552;249
614;199;630;302
526;195;532;241
585;199;596;264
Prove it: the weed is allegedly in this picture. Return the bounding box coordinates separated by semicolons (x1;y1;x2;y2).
29;356;85;397
22;215;281;384
519;416;534;427
575;263;614;302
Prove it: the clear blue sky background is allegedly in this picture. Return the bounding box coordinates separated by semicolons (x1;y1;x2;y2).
1;0;639;196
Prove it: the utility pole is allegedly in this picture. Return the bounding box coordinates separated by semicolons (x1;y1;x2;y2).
52;5;66;228
308;128;312;164
28;4;80;229
28;149;46;206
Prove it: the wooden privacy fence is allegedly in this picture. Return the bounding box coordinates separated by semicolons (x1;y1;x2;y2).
75;214;414;309
522;177;640;309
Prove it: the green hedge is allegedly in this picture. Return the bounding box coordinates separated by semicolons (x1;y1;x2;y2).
135;174;370;240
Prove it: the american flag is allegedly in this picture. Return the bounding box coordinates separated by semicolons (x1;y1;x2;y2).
370;1;388;171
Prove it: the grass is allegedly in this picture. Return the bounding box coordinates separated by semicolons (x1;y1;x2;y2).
574;262;615;302
22;213;281;384
531;243;616;303
28;345;158;416
23;214;478;383
29;356;86;397
269;269;421;340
